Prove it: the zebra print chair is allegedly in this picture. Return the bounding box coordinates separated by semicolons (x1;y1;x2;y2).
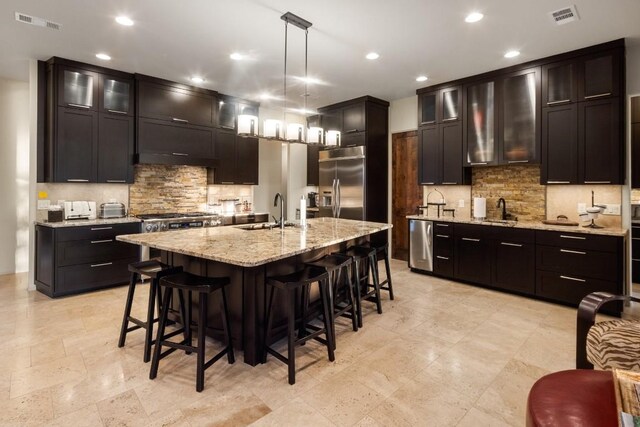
576;292;640;370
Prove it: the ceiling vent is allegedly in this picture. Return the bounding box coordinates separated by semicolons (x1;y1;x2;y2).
14;12;62;30
550;5;580;25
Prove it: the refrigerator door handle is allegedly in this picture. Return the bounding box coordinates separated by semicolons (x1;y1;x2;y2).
331;179;337;217
336;179;341;218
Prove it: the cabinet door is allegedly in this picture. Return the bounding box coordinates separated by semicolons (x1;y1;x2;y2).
137;118;214;158
236;136;259;185
341;132;366;147
342;103;365;133
98;114;134;183
57;65;99;110
218;98;237;129
100;75;133;116
213;129;237;184
55;107;98;182
493;241;535;294
418;91;437;125
440;87;461;122
633;122;640;189
138;81;215;127
542;60;576;106
307;144;320;186
322;108;343;132
579;51;621;101
464;80;497;166
541;105;578;184
500;68;540;164
418;126;439;185
455;235;491;285
578;98;621;184
440;121;464;185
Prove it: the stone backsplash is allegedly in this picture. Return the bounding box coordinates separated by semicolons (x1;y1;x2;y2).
471;165;546;222
128;165;208;215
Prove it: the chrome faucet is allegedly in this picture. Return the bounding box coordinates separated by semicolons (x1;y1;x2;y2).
497;198;507;220
273;193;285;229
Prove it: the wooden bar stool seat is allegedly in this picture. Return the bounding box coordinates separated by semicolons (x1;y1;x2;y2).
264;266;335;385
150;272;235;392
118;260;183;363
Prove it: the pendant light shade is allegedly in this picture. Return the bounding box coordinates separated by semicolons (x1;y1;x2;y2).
264;119;283;139
286;123;304;142
238;115;258;136
307;126;323;144
325;130;341;146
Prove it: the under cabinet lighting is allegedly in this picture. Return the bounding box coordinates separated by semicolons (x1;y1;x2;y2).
465;12;484;23
95;53;111;61
115;16;134;26
504;50;520;58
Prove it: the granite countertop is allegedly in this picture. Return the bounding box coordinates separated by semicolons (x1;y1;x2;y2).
35;217;141;228
406;215;628;237
117;217;392;267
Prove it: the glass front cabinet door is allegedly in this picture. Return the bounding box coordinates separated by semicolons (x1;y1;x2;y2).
101;76;133;115
58;66;99;110
465;80;496;165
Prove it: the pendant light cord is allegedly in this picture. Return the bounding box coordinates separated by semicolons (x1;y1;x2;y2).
283;20;288;128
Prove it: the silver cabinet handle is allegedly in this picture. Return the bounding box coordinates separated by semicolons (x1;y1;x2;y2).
584;181;611;184
442;117;458;122
344;129;359;134
560;235;586;240
67;179;89;182
106;180;126;183
547;181;571;184
584;92;611;100
423;182;435;185
501;242;523;247
462;238;480;242
220;181;234;185
242;182;255;185
90;262;113;268
172;117;189;123
560;275;586;283
107;109;127;114
560;248;586;255
470;162;488;166
436;234;450;238
67;103;90;109
420;120;435;125
435;224;449;227
91;239;113;244
436;256;450;260
442;182;458;185
172;152;189;156
91;227;113;231
507;160;529;164
547;99;571;105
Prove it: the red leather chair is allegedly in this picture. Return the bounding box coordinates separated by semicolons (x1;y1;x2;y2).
526;370;617;427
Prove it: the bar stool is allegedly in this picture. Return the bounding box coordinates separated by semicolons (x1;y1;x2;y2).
264;266;335;385
118;260;183;363
335;246;382;328
355;241;394;300
305;254;358;349
150;272;235;392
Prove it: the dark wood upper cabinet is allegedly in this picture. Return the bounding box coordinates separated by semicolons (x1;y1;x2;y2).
100;74;134;116
55;107;98;182
322;108;342;132
236;136;259;185
57;65;99;110
464;79;498;166
98;114;134;183
137;80;215;127
541;104;578;184
578;98;621;184
212;129;236;184
542;60;577;106
440;121;465;184
578;51;621;101
499;67;541;164
440;87;461;122
217;99;236;129
210;130;259;185
137;118;214;159
418;126;438;185
342;103;365;133
306;144;320;186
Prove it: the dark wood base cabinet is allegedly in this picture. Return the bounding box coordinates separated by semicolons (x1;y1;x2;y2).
35;222;140;298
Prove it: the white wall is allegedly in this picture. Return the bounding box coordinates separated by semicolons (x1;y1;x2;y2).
0;77;30;275
253;138;283;220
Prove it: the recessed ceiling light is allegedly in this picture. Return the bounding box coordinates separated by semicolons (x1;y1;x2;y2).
366;52;380;60
190;76;204;84
230;52;243;60
416;75;428;82
465;12;484;23
260;93;273;100
95;53;111;61
504;50;520;58
115;16;134;26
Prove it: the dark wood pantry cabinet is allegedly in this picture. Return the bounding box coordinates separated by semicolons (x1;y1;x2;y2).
208;129;259;185
42;57;135;183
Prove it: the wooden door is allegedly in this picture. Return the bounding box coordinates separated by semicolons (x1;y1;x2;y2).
392;131;421;261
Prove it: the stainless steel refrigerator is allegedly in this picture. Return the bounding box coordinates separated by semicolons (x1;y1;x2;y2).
317;146;365;220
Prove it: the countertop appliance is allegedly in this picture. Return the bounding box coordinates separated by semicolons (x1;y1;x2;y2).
63;201;97;220
307;192;318;208
317;146;365;220
99;201;126;219
409;219;433;273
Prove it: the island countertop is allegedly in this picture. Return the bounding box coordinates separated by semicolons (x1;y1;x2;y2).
117;217;391;267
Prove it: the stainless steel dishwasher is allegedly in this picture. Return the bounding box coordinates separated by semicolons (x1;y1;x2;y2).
409;219;433;272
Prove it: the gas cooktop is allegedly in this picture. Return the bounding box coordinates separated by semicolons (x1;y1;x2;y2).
136;212;216;220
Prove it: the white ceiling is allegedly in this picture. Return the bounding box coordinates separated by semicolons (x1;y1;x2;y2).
1;0;640;110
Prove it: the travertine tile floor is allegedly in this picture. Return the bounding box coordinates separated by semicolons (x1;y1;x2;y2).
0;260;619;426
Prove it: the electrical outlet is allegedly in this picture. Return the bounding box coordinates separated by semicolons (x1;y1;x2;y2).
458;199;465;208
601;204;621;215
577;203;586;214
37;199;50;210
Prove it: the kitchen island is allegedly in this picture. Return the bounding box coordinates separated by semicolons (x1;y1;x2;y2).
117;217;391;365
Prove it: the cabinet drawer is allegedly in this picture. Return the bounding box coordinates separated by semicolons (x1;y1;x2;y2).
434;233;453;255
454;223;488;240
434;254;454;278
536;245;618;281
56;222;140;242
535;270;621;314
57;239;139;267
535;230;619;252
55;257;136;297
490;227;535;244
137;81;215;127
